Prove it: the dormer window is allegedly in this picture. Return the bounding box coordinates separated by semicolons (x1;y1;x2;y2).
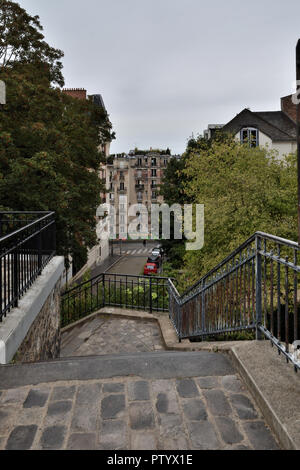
241;128;259;147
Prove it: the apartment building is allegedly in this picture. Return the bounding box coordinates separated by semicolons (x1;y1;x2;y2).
61;88;113;274
105;149;175;238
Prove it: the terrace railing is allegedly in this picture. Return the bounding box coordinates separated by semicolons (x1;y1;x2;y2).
168;232;300;371
0;212;56;322
61;273;171;328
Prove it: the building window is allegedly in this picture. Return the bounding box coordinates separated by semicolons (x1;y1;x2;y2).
151;158;157;167
151;169;157;177
120;182;125;190
240;128;259;147
152;191;157;200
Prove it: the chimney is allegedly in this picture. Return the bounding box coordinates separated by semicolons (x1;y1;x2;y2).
281;94;297;122
62;88;87;101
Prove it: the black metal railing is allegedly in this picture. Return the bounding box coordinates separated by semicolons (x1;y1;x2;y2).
169;231;300;371
61;231;300;372
0;212;56;322
61;273;171;328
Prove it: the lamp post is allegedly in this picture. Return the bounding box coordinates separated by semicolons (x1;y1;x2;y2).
297;40;300;244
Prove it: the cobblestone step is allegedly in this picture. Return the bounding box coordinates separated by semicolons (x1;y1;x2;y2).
0;351;234;389
0;355;280;450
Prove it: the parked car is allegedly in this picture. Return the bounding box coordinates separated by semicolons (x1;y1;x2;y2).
147;255;161;268
144;263;158;276
151;246;164;258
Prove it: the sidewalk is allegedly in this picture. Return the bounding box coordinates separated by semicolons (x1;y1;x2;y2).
75;255;122;284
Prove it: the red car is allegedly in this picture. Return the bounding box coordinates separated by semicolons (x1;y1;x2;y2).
144;263;158;276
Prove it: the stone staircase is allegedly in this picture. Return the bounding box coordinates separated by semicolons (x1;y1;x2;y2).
0;350;280;450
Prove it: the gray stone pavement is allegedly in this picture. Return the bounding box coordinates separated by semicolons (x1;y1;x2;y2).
61;316;165;358
0;373;280;450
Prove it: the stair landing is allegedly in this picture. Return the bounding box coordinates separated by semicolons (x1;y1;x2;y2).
61;315;165;358
0;351;279;450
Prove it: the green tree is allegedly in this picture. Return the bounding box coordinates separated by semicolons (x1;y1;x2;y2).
158;156;188;267
0;0;64;86
181;138;297;286
0;2;114;273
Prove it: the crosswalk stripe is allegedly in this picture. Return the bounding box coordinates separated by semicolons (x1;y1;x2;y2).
121;247;158;256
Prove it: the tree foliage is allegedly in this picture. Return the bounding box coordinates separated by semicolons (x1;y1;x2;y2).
160;133;297;289
0;2;114;272
181;138;297;286
0;0;64;86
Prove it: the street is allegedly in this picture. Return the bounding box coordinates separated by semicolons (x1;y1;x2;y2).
107;241;159;276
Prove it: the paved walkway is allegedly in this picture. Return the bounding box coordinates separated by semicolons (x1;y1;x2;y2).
61;316;165;358
75;255;122;285
0;371;279;450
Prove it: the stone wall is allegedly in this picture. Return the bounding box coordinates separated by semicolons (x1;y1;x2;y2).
14;278;61;364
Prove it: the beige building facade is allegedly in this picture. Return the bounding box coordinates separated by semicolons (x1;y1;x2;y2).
105;150;174;238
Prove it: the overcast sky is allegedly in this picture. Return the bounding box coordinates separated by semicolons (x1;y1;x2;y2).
18;0;300;155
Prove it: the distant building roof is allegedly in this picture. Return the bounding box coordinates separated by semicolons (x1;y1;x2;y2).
90;94;106;111
222;108;296;142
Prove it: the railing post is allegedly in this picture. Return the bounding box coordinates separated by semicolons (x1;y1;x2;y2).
201;280;206;336
52;219;56;255
38;229;42;273
102;274;105;308
149;277;153;314
255;235;263;340
13;248;19;308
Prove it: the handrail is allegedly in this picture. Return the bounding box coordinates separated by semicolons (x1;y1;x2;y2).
0;212;56;321
179;231;300;302
168;231;300;372
0;212;55;244
61;273;172;327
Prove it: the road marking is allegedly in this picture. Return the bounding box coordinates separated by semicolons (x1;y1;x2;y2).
119;247;159;256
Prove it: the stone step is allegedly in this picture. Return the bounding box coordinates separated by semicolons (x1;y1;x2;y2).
0;350;234;390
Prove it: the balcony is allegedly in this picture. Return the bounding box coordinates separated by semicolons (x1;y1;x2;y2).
118;187;127;194
135;184;145;191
